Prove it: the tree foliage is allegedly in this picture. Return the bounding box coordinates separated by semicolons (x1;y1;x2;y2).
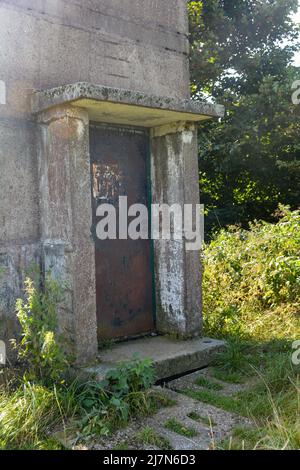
188;1;300;234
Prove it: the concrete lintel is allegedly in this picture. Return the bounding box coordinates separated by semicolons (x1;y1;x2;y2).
150;121;196;138
31;82;225;128
37;104;89;125
84;336;226;382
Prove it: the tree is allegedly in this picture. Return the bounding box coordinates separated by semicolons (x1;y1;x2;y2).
188;1;300;235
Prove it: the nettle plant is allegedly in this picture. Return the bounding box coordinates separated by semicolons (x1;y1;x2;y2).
13;275;69;384
78;356;156;437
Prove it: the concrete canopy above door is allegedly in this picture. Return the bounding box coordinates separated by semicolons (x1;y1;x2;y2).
31;82;225;127
34;82;224;365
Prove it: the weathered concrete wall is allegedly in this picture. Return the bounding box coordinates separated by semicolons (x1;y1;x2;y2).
150;124;202;338
0;0;189;112
0;0;191;350
0;117;40;346
37;106;97;362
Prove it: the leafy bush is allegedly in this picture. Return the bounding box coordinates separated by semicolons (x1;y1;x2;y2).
203;206;300;341
202;208;300;449
77;357;156;437
104;356;155;396
14;276;68;383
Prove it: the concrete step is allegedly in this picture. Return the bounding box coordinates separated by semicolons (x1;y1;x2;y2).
82;335;226;381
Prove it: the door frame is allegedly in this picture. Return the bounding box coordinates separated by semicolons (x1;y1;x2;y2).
37;101;202;364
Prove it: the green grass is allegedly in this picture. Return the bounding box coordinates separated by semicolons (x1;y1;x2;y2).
113;441;130;450
203;209;300;343
164;418;198;438
187;350;300;450
184;389;244;416
135;426;172;449
184;348;299;428
0;358;162;450
195;376;224;391
211;369;245;384
220;417;300;451
187;411;216;427
151;390;177;408
219;427;263;450
0;381;77;450
34;438;65;450
200;210;300;450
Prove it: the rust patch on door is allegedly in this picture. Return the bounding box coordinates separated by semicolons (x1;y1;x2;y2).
90;124;154;341
92;163;124;202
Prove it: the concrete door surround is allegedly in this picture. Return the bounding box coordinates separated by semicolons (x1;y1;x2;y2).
33;82;224;364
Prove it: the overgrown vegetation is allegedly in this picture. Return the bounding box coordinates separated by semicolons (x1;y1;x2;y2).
12;276;68;384
164;418;198;438
0;381;74;449
201;208;300;450
195;375;223;391
74;356;157;439
1;209;300;450
203;206;300;341
0;356;160;449
187;411;216;427
0;277;161;450
135;426;172;450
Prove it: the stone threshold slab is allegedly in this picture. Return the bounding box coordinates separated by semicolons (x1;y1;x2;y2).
83;336;226;381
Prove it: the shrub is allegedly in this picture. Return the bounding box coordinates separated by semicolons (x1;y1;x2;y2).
203;206;300;341
202;208;300;450
14;276;69;384
77;357;156;437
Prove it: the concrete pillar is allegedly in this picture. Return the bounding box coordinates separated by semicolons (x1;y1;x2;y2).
37;105;97;363
150;122;202;338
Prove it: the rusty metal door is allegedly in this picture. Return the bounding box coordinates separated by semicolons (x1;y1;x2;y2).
90;124;155;341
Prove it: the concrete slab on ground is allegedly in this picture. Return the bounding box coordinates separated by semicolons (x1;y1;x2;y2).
55;387;250;451
83;336;226;381
167;368;258;396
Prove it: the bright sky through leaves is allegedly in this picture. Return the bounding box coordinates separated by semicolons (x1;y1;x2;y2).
292;7;300;65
